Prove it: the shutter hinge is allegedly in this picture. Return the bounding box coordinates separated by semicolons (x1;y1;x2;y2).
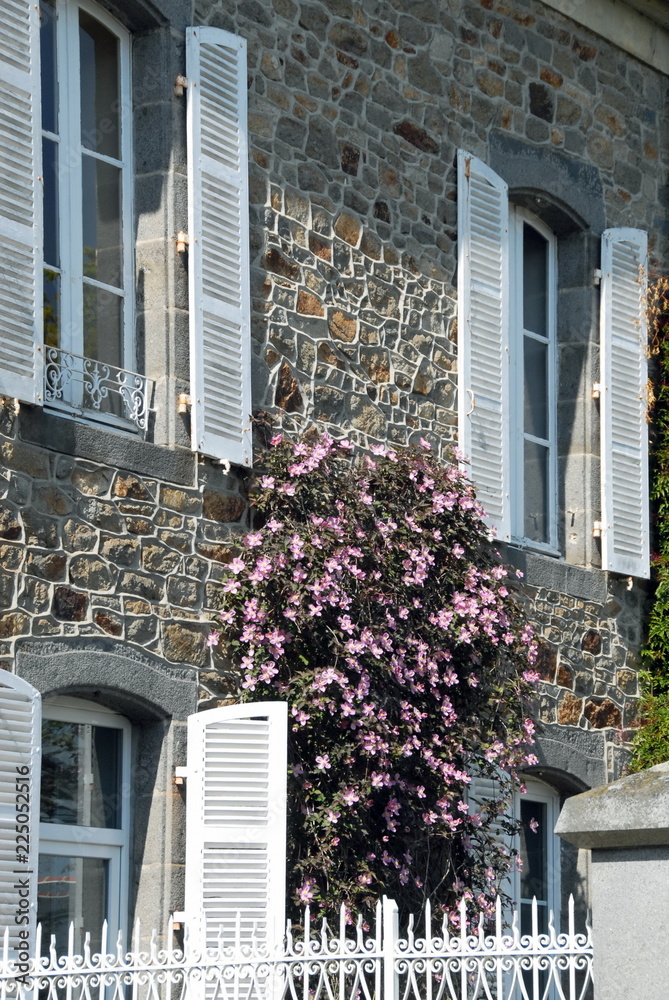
174;767;188;785
176;231;190;254
593;268;602;286
593;520;603;538
177;393;192;415
174;74;188;96
592;382;602;399
172;911;186;930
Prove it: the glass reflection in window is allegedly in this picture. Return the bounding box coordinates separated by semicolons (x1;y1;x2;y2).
40;720;122;829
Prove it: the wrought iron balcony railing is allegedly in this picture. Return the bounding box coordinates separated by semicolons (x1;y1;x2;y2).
43;347;153;434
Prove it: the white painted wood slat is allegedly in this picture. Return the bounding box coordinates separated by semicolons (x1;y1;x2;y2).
600;228;649;578
186;28;252;467
457;150;510;539
0;673;41;949
184;703;287;956
0;0;43;402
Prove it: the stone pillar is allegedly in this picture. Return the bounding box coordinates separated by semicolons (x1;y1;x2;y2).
555;762;669;1000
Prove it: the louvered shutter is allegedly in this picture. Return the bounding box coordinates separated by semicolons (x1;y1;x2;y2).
0;673;41;949
0;0;43;403
184;702;287;955
600;228;649;578
457;150;510;539
186;28;252;467
468;774;515;896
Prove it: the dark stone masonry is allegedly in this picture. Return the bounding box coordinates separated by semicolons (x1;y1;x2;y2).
1;4;667;936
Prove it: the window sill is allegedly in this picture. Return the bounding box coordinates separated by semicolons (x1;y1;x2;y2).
510;536;561;559
503;545;608;603
18;406;196;485
44;399;144;437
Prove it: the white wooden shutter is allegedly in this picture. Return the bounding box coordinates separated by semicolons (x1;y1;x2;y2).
457;150;510;539
600;228;649;578
0;0;43;403
184;702;287;955
0;673;41;949
468;774;515;897
186;28;252;467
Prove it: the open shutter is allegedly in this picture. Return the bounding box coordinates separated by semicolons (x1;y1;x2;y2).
184;702;287;955
0;0;43;403
186;28;252;467
457;150;510;539
600;228;649;578
468;774;515;898
0;673;41;949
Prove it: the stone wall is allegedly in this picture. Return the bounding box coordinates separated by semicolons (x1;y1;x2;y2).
512;557;647;784
2;0;667;775
191;0;668;457
0;399;244;708
192;0;666;770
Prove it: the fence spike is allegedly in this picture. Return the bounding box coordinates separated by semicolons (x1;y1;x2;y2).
355;912;364;950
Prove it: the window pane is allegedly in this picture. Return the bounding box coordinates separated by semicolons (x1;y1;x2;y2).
38;855;108;953
40;0;58;135
524;440;549;543
40;720;123;828
43;138;59;268
520;799;548;902
523;224;548;336
524;336;548;440
44;270;60;348
82;156;122;288
79;11;120;158
83;284;124;371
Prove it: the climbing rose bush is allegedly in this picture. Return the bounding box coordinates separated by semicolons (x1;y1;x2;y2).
210;432;539;925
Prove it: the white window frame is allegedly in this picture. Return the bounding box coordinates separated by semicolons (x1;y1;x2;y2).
38;696;131;944
513;776;561;929
42;0;134;401
509;207;559;555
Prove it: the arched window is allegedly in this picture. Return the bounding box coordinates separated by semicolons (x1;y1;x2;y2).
514;776;561;934
38;697;131;951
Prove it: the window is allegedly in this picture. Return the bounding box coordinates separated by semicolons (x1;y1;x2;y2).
0;5;252;465
457;149;650;577
38;0;143;431
40;0;133;408
468;773;561;930
0;672;289;954
38;698;131;952
514;777;560;935
510;209;558;552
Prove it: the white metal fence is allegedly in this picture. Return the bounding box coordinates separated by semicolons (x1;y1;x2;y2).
0;896;592;1000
